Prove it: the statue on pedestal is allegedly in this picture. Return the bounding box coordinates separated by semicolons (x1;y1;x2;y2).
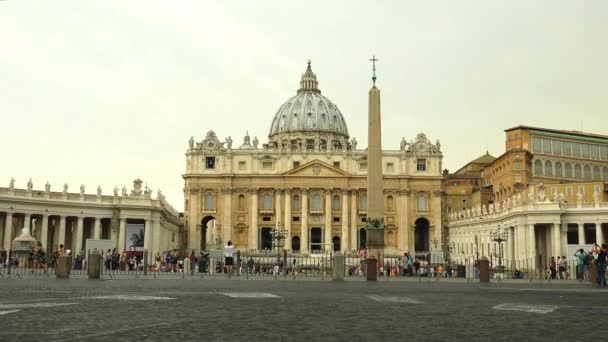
189;136;194;149
63;183;68;195
400;138;406;151
351;137;357;151
97;185;102;196
9;177;15;190
122;186;128;197
80;184;85;195
27;178;33;191
593;190;600;203
253;136;259;149
113;186;119;197
45;181;51;193
226;136;233;149
577;191;583;204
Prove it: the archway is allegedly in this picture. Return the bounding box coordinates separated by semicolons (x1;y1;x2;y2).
291;236;301;252
359;228;367;249
332;236;341;252
201;216;216;251
260;227;272;250
310;228;322;251
414;217;430;252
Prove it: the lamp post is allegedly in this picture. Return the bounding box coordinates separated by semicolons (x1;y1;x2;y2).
489;225;509;272
270;223;287;269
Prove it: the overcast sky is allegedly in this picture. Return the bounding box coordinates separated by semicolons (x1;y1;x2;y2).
1;0;607;211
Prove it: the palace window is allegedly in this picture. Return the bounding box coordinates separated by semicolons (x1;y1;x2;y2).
262;193;273;209
566;186;573;196
262;161;274;170
311;193;322;210
416;159;426;171
333;161;341;169
565;163;573;178
238;194;246;210
601;146;608;160
360;193;367;210
386;162;395;172
292;195;300;211
590;145;599;159
578;186;585;195
551;140;562;155
554;162;563;177
604;167;608;182
514;161;522;170
593;166;601;180
574;164;582;178
238;161;246;170
581;144;590;158
545;160;553;176
387;195;394;211
542;138;551;153
417;194;427;211
332;195;340;211
562;141;572;156
572;143;581;157
359;162;368;171
584;165;592;180
534;160;542;176
205;157;216;169
293;161;300;168
205;192;215;209
532;137;542;152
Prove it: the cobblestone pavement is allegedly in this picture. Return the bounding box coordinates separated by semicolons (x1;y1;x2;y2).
0;278;606;342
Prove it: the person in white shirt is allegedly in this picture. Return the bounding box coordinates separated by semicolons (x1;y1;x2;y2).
224;241;235;274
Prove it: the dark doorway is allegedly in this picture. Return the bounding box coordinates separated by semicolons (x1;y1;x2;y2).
292;236;300;252
201;216;215;251
359;228;367;248
260;227;272;250
332;236;341;252
310;228;322;251
414;218;430;252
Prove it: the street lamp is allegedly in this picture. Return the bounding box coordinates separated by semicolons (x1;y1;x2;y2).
489;225;509;271
270;223;287;269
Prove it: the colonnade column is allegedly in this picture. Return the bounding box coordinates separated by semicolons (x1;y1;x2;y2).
249;189;258;249
117;218;127;253
528;224;536;270
3;213;13;250
341;189;349;252
560;223;568;259
40;215;49;251
596;223;604;245
223;189;233;245
188;189;199;252
284;189;291;250
153;219;161;256
516;225;526;267
350;189;358;251
93;217;101;240
275;189;282;230
57;216;66;247
578;223;585;245
75;216;84;254
301;189;309;254
324;189;332;252
144;219;152;252
552;222;562;258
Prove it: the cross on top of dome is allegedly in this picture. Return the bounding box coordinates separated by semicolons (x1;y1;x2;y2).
298;59;320;94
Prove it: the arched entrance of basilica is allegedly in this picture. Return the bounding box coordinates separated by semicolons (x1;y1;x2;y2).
200;216;216;251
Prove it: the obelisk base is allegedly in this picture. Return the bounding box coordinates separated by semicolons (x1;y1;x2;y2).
366;229;384;281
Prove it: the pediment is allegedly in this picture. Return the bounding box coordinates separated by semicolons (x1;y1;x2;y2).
284;160;349;177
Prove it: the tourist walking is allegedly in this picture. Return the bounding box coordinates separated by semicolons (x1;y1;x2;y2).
595;244;607;288
574;249;587;280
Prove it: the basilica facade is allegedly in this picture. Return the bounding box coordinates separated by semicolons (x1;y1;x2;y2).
184;61;444;255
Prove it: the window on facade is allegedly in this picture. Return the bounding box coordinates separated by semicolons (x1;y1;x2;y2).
572;143;581;157
532;137;542;152
333;161;340;169
584;165;592;180
333;217;340;222
205;157;216;169
593;166;601;180
542;138;551;153
574;164;582;178
171;232;175;242
386;162;395;172
238;161;246;170
416;159;427;171
534;160;543;176
514;161;522;170
551;140;562;155
581;144;590;158
590;145;599;159
238;194;245;210
566;186;573;196
604;167;608;182
293;161;300;168
262;193;273;209
360;193;367;210
545;160;552;176
554;162;563;177
311;193;322;209
565;163;573;178
332;195;340;211
292;195;300;211
562;141;572;156
578;186;585;195
594;184;601;195
262;161;273;170
205;192;214;209
387;195;394;211
601;146;608;160
417;194;427;211
551;187;557;196
292;216;300;222
359;162;368;171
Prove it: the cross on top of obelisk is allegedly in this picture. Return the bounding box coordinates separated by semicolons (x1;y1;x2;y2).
369;55;379;85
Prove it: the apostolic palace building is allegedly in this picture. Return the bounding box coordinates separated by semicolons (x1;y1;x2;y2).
183;61;444;256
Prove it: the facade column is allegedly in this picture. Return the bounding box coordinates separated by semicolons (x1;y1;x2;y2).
301;189;309;254
552;222;561;258
223;189;233;245
578;223;585;245
324;189;332;252
284;189;292;250
432;191;442;248
93;217;101;240
75;216;84;254
596;223;604;245
153;219;161;256
350;189;358;251
3;212;13;250
57;215;66;247
143;219;152;252
527;224;536;270
188;189;199;252
341;189;349;252
516;225;526;266
40;215;49;251
249;189;258;249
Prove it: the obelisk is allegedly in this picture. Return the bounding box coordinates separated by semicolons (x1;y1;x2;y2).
366;56;384;281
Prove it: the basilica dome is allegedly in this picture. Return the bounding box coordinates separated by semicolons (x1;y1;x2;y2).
268;61;349;146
